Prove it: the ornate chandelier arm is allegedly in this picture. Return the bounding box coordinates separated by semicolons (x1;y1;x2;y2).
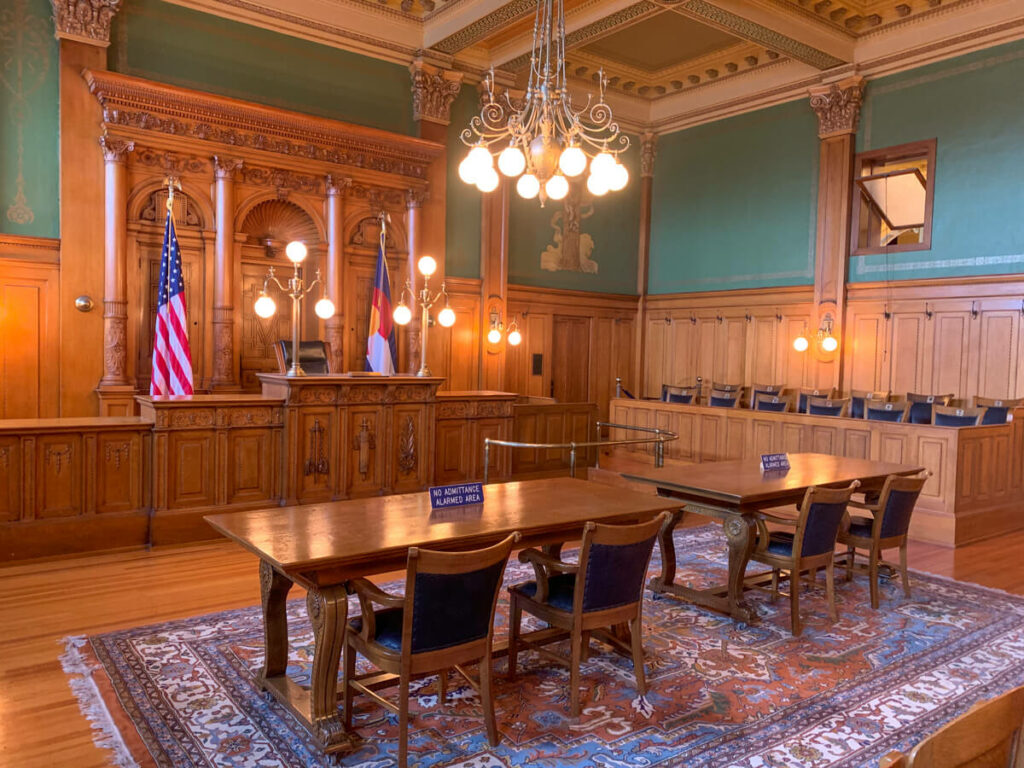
263;267;286;294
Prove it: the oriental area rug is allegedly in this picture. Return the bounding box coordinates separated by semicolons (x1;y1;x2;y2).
63;525;1024;768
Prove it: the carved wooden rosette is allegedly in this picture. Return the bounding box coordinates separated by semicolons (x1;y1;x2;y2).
51;0;122;45
409;61;463;125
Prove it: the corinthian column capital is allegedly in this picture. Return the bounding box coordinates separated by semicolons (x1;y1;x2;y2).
808;76;865;139
99;135;134;163
213;156;244;180
409;60;463;125
51;0;122;46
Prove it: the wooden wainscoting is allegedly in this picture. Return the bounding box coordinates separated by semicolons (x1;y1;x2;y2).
434;391;515;483
610;398;1024;547
511;399;600;477
0;238;61;419
427;277;482;391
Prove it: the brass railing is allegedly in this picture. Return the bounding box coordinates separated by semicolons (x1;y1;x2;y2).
482;421;678;484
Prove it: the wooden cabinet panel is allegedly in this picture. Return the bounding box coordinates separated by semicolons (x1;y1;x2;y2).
976;311;1019;399
167;431;215;509
843;428;871;459
928;312;971;398
752;419;775;455
810;425;836;455
391;405;430;494
696;318;716;388
849;313;886;392
0;437;21;522
35;435;83;519
297;408;336;502
226;429;276;505
552;316;590;402
473;418;508;481
643;317;667;398
435;420;470;483
346;406;385;497
96;433;142;514
723;417;745;460
889;314;926;395
719;318;747;384
749;317;776;385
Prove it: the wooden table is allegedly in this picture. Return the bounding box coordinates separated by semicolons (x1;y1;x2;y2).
622;453;923;624
205;477;679;754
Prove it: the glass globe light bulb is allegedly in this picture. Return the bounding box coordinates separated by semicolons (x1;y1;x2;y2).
587;173;609;197
393;302;412;326
314;297;335;320
285;241;307;263
590;152;616;178
417;255;437;277
793;335;809;352
517;173;540;199
254;293;276;319
476;165;500;193
437;306;456;328
458;155;478;185
498;145;526;177
822;334;839;353
467;145;493;173
507;328;522;346
545;174;569;201
608;162;629;191
487;327;502;344
559;145;587;177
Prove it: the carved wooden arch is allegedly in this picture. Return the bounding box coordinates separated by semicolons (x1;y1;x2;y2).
234;190;326;244
344;210;408;254
127;178;213;230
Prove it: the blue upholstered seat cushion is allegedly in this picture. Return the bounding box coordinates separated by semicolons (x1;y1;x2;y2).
511;572;577;612
933;412;977;427
350;607;404;651
867;407;904;422
908;401;932;424
765;531;796;556
667;393;693;404
851;396;866;419
709;395;736;408
846;516;874;539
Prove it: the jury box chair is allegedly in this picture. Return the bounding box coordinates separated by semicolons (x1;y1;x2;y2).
274;340;334;374
932;405;986;427
851;389;890;419
807;396;851;418
749;383;785;408
974;395;1024;425
837;471;929;609
754;392;792;412
906;392;954;424
796;387;837;414
507;513;669;718
661;384;697;404
343;533;520;768
708;391;742;408
749;482;860;636
879;683;1024;768
865;399;911;423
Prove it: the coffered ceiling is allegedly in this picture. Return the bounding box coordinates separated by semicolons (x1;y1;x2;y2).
176;0;1024;131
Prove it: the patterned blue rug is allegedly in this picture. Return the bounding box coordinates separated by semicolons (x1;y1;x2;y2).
62;525;1024;767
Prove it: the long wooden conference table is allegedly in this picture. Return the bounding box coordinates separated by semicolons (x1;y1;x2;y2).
205;477;680;754
623;452;924;624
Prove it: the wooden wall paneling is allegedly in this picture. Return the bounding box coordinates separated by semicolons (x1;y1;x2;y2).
239;257;292;388
888;313;926;395
643;314;668;398
551;315;591;402
225;428;277;505
696;317;717;389
667;315;694;388
166;429;216;510
0;259;59;418
473;417;509;479
778;313;811;390
748;315;777;386
95;431;143;514
925;310;972;399
845;308;888;393
0;437;21;522
718;317;747;384
974;308;1020;399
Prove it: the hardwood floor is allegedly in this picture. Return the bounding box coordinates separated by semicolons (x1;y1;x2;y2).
2;529;1023;767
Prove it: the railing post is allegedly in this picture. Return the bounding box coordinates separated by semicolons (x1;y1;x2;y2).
483;439;491;485
595;420;602;469
655;435;665;468
615;377;622;398
569;443;577;478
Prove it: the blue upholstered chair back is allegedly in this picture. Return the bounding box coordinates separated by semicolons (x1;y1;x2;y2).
933;411;978;427
709;394;737;408
981;406;1009;425
907;393;953;424
755;395;788;412
851;397;866;419
409;558;507;654
878;487;924;539
581;533;659;612
866;403;905;422
667;393;693;404
800;500;852;558
797;389;832;413
808;399;844;417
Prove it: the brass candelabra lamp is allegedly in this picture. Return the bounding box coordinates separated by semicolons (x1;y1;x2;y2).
253;240;335;376
392;255;455;377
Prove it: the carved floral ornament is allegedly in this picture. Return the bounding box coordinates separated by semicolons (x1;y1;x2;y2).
409;61;463;125
808;76;865;139
51;0;122;45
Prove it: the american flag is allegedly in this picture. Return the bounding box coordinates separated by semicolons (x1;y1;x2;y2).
150;208;194;396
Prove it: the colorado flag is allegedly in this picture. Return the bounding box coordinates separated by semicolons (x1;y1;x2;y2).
366;245;398;374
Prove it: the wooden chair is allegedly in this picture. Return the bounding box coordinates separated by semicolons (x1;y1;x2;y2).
343;533;519;768
708;391;742;408
274;340;334;374
807;396;850;417
711;381;741;394
851;389;890;419
974;396;1024;425
508;513;669;718
932;405;986;427
837;472;928;609
753;392;792;412
865;399;910;423
661;384;697;404
879;684;1024;767
906;392;954;424
749;383;785;408
749;482;860;636
796;386;837;413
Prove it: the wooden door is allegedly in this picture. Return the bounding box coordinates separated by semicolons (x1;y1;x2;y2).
0;261;59;418
240;262;291;389
552;316;590;402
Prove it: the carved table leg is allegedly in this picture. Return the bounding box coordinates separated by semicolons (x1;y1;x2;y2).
649;507;684;593
259;560;293;685
306;585;358;752
724;512;759;624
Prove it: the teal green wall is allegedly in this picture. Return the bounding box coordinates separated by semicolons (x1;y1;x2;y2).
109;0;415;135
648;100;818;294
507;137;641;294
0;0;59;238
851;38;1024;282
445;87;482;279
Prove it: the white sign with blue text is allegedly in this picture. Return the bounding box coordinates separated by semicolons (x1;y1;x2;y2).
429;482;484;510
760;453;791;472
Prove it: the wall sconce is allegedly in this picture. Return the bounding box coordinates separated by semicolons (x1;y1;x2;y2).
253;240;335;376
392;254;454;376
793;313;838;353
486;309;522;346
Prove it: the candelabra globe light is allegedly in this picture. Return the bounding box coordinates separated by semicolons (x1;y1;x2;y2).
498;145;526;177
254;293;276;319
466;145;493;174
285;241;308;263
587;173;609;197
590;151;616;179
417;255;437;277
608;162;629;192
487;327;503;344
437;306;456;328
314;297;335;320
822;335;839;353
476;165;500;193
516;173;540;199
393;302;412;326
458;155;478;185
793;335;809;352
558;145;587;177
508;328;522;346
545;174;569;201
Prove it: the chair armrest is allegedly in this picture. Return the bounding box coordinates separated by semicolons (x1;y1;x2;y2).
878;752;908;768
348;577;403;642
518;547;577;603
847;500;881;513
757;511;799;526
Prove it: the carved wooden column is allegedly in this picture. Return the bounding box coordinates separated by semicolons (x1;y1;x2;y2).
53;0;122;415
480;180;510;391
97;135;134;415
634;132;657;395
809;76;864;390
405;189;426;375
211;156;243;390
324;175;349;374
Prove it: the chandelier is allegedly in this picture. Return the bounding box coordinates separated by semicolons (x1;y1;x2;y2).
457;0;630;205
